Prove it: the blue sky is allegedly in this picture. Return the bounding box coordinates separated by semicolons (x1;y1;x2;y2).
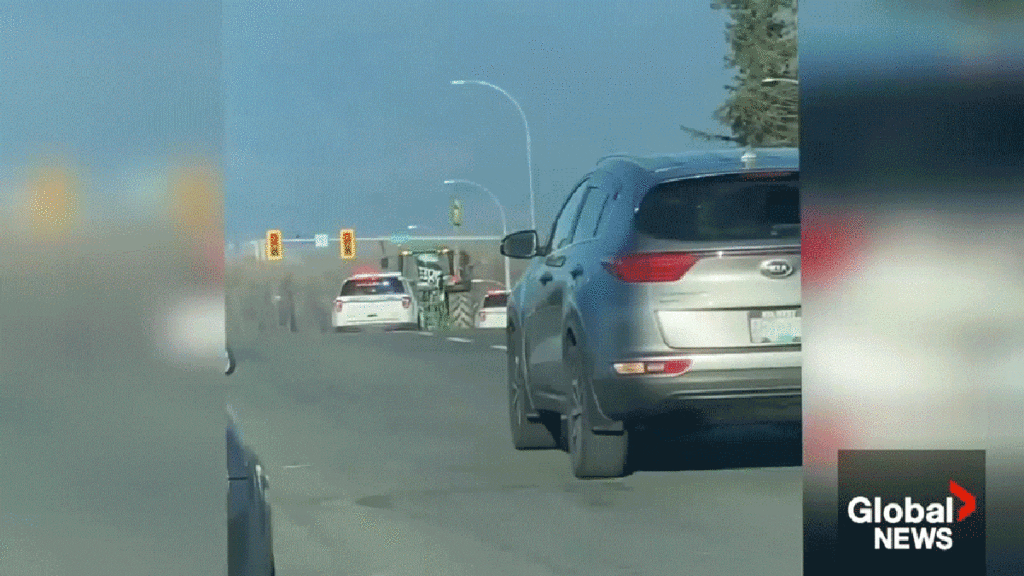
0;2;221;161
6;1;1024;242
0;0;755;243
221;0;736;243
0;1;222;223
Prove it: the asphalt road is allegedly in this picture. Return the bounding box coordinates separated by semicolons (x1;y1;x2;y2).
226;321;802;576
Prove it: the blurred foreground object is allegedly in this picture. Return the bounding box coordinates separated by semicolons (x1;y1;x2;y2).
155;159;226;372
24;160;81;243
171;160;225;286
801;1;1024;571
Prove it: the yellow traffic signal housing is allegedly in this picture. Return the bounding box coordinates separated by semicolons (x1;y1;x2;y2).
266;229;283;260
341;229;356;259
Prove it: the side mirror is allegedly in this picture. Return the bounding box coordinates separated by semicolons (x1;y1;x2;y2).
500;231;539;259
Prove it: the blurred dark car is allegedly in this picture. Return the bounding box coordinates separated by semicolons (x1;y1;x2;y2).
226;353;274;575
501;148;800;479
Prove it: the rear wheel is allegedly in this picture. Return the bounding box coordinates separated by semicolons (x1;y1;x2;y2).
565;343;628;478
508;330;558;450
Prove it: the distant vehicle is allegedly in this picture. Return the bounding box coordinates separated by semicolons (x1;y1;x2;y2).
381;247;476;329
501;148;801;478
475;290;509;329
227;403;275;576
332;272;419;331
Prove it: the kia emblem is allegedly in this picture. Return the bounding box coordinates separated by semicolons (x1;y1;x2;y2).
761;259;794;278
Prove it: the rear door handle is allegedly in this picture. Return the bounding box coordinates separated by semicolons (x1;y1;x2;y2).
539;272;553;284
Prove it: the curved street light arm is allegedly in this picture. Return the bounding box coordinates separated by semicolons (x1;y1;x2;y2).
451;80;535;230
443;179;512;290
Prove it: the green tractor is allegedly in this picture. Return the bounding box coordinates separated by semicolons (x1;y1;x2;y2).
381;246;475;331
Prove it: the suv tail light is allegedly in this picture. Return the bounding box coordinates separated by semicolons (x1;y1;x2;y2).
614;359;692;376
802;210;865;290
479;311;486;321
604;252;699;283
402;296;411;309
334;299;343;312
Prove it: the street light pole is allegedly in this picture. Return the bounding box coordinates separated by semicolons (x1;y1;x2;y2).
443;179;510;290
451;80;535;231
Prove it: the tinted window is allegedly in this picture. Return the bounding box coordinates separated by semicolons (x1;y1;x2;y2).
482;293;508;308
550;180;588;250
340;277;407;296
635;172;799;241
573;186;608;241
593;182;618;235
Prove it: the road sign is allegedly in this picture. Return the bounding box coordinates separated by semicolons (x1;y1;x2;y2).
389;233;410;245
451;199;463;227
314;233;329;248
266;229;283;261
341;229;356;259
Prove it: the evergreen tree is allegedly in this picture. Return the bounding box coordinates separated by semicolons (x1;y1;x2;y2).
683;0;798;147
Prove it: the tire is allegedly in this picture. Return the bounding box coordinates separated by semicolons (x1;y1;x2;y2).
565;343;628;478
508;328;558;450
447;292;473;329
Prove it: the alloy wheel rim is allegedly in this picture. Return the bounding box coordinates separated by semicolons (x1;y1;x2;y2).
569;367;583;459
511;381;522;428
511;353;523;430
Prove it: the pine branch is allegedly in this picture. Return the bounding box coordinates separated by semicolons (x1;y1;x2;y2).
679;124;741;143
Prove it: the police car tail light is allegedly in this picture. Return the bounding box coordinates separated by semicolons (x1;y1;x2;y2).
604;252;699;283
614;359;692;375
334;298;343;312
401;296;411;309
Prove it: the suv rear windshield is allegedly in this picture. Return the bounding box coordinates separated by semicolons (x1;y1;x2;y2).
482;293;508;308
635;172;799;241
340;277;406;296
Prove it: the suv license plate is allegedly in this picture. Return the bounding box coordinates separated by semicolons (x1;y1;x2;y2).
748;309;801;344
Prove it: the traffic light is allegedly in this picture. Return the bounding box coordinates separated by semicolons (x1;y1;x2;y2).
341;229;355;259
266;229;283;260
451;198;462;227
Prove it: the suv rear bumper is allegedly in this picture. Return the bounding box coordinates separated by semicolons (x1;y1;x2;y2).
334;321;419;332
591;366;801;426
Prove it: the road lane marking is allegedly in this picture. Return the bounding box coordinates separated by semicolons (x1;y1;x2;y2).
491;345;507;351
446;337;472;343
283;464;310;469
418;332;434;336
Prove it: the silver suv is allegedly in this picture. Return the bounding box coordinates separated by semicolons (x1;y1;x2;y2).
501;148;800;478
